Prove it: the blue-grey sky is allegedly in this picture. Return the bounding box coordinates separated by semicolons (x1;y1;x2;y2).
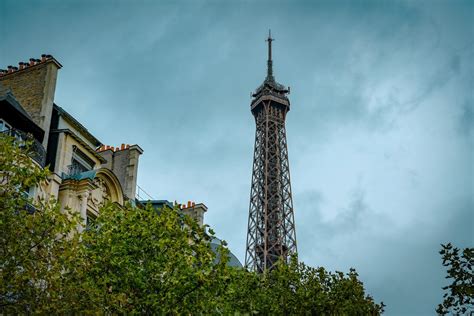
1;0;473;314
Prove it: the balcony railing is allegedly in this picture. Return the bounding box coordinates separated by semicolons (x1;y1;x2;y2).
1;128;46;167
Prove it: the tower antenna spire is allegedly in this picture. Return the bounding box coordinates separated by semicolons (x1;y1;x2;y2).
266;29;274;81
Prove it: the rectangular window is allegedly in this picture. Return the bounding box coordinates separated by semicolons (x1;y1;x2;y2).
68;145;95;175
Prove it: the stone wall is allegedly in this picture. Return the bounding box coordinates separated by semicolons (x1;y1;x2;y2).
97;144;143;200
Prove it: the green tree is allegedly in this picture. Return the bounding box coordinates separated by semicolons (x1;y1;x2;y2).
1;131;384;314
218;257;385;315
78;202;230;314
437;243;474;315
0;133;84;313
0;132;230;314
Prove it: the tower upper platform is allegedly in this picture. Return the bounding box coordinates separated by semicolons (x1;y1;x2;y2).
251;31;290;112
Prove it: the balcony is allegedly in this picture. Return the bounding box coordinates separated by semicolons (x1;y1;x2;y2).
1;128;46;167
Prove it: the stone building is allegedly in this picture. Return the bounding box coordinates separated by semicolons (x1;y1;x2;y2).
0;54;242;267
0;55;204;228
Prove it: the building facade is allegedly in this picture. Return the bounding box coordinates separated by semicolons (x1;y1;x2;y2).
0;55;202;230
1;54;242;267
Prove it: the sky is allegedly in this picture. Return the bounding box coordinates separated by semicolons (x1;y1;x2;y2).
1;0;473;314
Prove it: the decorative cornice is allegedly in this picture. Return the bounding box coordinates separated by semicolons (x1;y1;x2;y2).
59;177;97;193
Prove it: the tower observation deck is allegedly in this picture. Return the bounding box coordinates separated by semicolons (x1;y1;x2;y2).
245;31;297;272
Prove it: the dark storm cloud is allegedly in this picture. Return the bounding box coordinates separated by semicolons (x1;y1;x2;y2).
1;1;472;315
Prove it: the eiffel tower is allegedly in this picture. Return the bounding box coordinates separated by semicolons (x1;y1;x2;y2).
245;31;297;272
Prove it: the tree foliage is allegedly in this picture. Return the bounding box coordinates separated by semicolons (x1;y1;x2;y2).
77;202;229;314
0;133;83;313
1;132;384;314
437;243;474;315
218;258;384;315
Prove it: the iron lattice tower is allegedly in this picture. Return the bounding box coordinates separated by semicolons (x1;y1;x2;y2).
245;31;297;272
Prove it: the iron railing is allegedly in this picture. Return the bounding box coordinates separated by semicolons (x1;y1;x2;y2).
136;184;154;201
1;128;46;167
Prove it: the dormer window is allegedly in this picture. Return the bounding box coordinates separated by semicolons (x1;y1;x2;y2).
68;145;95;175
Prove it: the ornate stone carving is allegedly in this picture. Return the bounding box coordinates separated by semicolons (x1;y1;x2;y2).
89;177;109;207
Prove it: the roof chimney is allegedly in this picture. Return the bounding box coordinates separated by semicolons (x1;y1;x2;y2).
1;54;62;149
